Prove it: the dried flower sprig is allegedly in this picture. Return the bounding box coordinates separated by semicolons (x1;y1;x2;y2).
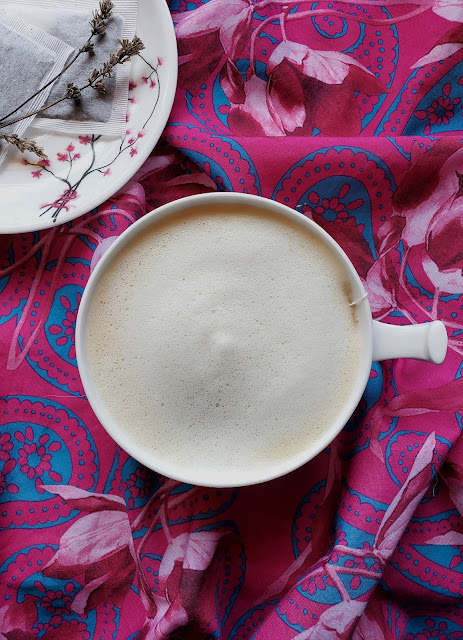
90;0;114;35
0;0;114;127
0;133;47;159
65;83;82;101
0;2;145;160
0;36;144;139
0;35;145;132
90;36;146;91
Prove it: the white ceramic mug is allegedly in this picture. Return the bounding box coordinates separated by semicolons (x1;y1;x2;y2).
76;193;448;487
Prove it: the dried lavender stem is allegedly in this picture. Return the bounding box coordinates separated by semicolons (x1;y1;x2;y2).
0;37;145;131
0;93;80;129
0;133;47;158
0;42;92;124
0;3;143;160
0;0;115;124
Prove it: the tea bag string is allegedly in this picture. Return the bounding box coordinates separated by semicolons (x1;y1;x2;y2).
349;292;368;307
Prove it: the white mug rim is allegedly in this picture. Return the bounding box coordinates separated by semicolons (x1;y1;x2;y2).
76;193;373;487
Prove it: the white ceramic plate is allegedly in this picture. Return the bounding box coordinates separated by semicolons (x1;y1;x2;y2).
0;0;177;233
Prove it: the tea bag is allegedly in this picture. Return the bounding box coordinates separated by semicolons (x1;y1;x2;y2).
6;0;138;136
0;9;73;166
42;14;124;124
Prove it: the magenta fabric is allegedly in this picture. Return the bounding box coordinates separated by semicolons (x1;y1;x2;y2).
2;1;463;638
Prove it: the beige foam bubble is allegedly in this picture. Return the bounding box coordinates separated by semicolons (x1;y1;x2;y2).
86;203;363;477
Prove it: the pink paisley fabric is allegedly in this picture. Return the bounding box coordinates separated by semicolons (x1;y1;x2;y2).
2;1;463;638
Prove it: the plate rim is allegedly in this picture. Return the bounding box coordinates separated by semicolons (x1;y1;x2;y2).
0;0;178;235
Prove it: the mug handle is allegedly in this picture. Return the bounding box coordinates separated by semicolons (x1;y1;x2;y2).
372;320;448;364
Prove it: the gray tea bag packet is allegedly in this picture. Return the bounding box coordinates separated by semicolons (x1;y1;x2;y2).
0;9;73;166
7;0;137;136
43;13;124;124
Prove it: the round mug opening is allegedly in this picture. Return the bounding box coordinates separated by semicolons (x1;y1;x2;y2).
76;193;373;487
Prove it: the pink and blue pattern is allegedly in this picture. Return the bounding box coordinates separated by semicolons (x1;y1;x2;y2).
2;0;463;637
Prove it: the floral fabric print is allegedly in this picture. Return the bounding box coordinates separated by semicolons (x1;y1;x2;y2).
2;0;463;638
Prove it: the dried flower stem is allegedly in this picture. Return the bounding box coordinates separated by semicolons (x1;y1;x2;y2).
0;36;145;131
0;0;115;125
0;47;89;125
0;133;47;158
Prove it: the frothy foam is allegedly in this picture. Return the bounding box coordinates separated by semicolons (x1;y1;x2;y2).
85;204;363;481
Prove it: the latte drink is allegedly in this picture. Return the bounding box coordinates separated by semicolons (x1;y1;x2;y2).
84;202;363;483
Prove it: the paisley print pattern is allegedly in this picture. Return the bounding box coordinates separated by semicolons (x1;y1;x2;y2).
2;0;463;637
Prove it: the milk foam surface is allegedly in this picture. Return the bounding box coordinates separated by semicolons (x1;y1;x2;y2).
86;204;363;479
